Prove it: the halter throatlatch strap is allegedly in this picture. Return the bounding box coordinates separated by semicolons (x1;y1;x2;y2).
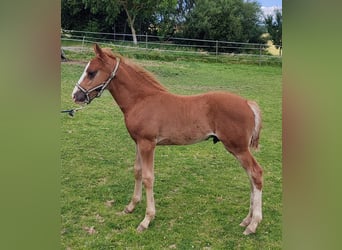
76;57;120;104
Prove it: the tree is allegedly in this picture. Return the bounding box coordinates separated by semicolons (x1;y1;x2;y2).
182;0;264;44
118;0;175;44
148;0;195;38
62;0;265;46
81;0;175;45
264;9;282;55
152;0;178;38
240;0;264;43
82;0;121;31
61;0;90;30
119;0;144;44
62;0;120;32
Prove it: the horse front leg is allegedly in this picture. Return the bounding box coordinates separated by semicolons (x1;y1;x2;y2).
124;146;142;213
135;139;156;232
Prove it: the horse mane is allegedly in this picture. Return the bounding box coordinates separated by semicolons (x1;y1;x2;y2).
102;48;167;92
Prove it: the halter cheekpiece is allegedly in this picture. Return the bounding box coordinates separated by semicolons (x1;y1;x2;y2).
76;57;120;104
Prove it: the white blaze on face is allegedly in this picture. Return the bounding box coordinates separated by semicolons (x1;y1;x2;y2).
72;61;90;99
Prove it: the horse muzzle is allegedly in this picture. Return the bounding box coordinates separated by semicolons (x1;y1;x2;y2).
72;86;89;104
72;91;87;104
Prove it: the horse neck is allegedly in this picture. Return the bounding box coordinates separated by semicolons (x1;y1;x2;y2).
107;61;167;113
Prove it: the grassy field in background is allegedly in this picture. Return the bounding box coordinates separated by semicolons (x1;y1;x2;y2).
61;57;282;249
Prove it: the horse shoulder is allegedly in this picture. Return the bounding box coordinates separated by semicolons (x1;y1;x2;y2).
123;93;170;138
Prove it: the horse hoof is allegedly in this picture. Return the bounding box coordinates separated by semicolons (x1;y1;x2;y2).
240;222;248;227
243;227;255;235
239;217;252;227
124;207;134;214
137;224;147;233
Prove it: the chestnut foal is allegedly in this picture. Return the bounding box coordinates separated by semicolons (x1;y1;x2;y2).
72;44;263;235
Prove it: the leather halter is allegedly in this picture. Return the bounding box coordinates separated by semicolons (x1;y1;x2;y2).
76;57;120;104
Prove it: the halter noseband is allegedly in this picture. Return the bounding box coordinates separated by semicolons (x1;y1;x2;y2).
76;57;120;104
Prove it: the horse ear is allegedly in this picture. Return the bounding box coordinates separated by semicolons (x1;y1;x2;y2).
94;43;104;58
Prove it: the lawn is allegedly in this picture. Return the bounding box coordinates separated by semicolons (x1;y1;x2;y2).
61;57;282;249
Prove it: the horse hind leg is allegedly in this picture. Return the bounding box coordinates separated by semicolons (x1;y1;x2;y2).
235;150;263;235
222;140;263;235
239;183;254;227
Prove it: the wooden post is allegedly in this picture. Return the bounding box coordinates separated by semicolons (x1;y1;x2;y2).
216;40;218;61
259;44;262;66
82;36;85;52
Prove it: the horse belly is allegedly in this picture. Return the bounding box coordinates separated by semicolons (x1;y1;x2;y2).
156;123;212;146
157;136;207;145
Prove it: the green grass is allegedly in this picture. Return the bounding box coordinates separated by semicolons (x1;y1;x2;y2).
61;58;282;249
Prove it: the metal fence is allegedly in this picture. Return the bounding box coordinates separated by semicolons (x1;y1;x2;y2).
61;29;281;65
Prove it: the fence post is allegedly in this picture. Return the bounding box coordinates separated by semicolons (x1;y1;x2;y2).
216;40;218;61
82;36;85;52
259;44;262;66
145;33;148;50
113;24;116;41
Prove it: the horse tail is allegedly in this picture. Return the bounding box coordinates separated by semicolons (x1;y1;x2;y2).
247;100;262;151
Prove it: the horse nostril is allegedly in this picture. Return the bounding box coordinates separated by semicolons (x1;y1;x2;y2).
73;91;86;103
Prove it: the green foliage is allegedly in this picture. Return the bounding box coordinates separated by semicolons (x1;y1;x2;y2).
119;0;170;44
182;0;263;43
83;0;121;25
62;0;266;45
61;58;282;248
264;9;282;49
151;0;178;37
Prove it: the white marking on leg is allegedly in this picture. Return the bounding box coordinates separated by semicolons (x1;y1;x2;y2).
240;189;254;227
252;187;262;222
240;171;254;227
243;187;262;235
138;186;155;231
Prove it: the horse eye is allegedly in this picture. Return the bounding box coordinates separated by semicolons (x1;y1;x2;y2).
88;71;97;79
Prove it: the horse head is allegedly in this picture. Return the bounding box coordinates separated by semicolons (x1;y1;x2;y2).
72;44;120;104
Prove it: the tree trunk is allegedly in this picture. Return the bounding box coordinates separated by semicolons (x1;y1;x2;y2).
130;25;138;45
124;7;138;45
